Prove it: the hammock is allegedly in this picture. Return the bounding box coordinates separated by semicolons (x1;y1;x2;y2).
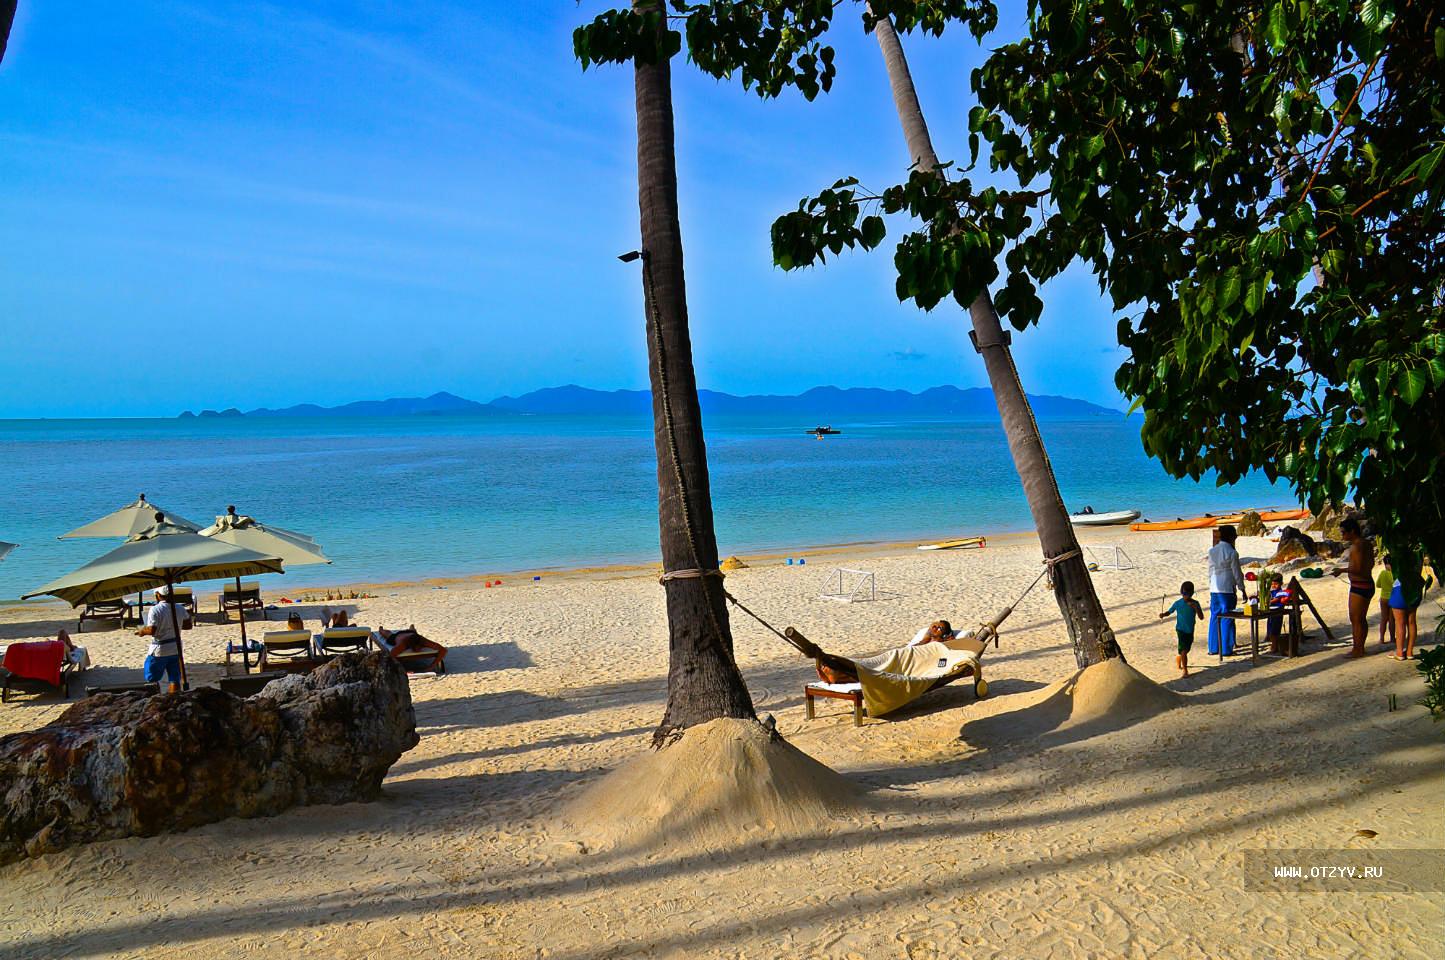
722;552;1075;717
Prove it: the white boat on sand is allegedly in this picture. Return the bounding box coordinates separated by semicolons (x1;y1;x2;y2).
1070;508;1141;527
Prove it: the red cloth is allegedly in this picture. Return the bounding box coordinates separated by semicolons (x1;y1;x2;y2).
3;640;65;688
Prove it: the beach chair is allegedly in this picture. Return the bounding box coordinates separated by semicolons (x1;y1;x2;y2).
220;581;264;619
165;586;198;618
85;681;159;697
2;640;83;702
373;631;446;673
314;627;372;658
258;629;313;669
78;599;131;630
218;671;287;697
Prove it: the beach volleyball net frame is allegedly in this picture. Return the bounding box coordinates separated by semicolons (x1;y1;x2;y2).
819;567;878;603
1084;545;1135;571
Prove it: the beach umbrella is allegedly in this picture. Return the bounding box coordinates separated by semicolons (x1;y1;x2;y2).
199;505;331;671
59;493;199;539
24;514;284;688
58;494;202;621
0;541;15;562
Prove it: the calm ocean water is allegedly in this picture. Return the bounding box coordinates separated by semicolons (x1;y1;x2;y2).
0;413;1286;600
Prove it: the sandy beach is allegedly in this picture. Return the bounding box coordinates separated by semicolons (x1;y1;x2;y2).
1;525;1441;959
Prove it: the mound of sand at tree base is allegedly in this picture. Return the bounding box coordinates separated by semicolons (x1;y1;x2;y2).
962;657;1185;747
558;717;864;854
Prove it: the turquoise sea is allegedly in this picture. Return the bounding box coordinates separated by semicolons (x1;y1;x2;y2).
0;413;1287;600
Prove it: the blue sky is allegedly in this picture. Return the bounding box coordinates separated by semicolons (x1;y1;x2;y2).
0;1;1128;418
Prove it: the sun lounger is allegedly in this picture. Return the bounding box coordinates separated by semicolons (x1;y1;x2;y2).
79;599;131;630
218;671;287;697
314;627;372;658
2;640;83;702
258;629;313;669
164;586;198;617
85;681;160;697
219;581;264;619
372;631;445;673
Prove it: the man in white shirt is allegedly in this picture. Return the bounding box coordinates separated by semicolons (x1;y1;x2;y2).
135;585;190;689
1206;525;1250;656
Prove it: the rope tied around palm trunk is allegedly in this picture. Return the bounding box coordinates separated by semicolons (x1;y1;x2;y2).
639;253;747;740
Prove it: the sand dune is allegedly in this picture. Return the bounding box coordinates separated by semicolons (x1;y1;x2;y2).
1;527;1440;958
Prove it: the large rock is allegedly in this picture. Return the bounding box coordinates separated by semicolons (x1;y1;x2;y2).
0;652;417;865
1267;526;1319;567
1237;510;1266;537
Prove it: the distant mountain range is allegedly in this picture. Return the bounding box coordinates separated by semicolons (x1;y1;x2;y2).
179;385;1120;420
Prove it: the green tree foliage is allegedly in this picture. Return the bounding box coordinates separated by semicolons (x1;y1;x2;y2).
963;0;1444;589
578;1;1443;584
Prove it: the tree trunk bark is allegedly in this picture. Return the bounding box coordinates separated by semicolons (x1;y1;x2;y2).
870;12;1122;666
633;7;757;741
1;2;16;65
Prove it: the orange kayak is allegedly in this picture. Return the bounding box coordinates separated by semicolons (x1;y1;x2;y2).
1129;508;1310;532
1258;509;1311;523
1129;517;1220;531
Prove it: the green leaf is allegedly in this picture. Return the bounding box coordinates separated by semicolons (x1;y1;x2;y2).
860;215;886;249
1218;271;1241;311
1398;366;1427;405
1084;134;1105;159
1244;274;1267;315
1429;358;1445;388
1266;3;1289;51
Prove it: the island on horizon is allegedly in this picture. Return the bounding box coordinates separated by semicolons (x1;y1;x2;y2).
178;384;1123;421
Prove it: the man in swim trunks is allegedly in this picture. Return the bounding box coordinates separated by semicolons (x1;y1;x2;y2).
1335;518;1375;657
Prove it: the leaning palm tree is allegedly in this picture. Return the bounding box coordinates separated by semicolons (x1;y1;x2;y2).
869;9;1122;667
1;2;16;65
627;0;757;742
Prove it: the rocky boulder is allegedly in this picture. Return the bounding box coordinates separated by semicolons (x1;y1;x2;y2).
1268;526;1319;567
0;652;417;865
1237;510;1267;537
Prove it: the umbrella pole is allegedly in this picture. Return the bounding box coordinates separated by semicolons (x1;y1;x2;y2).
167;570;189;690
237;575;251;673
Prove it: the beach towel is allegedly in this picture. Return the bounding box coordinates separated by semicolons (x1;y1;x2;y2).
853;640;980;718
2;640;66;688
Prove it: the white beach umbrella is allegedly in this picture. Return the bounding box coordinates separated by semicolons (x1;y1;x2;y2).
24;515;284;688
59;493;199;539
200;506;331;671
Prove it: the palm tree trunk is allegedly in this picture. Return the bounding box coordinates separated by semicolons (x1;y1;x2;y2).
871;12;1122;666
1;2;17;65
633;5;757;741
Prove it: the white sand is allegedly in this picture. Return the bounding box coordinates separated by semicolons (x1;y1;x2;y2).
1;526;1441;958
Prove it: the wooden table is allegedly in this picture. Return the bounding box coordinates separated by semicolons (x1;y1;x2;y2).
1219;597;1303;664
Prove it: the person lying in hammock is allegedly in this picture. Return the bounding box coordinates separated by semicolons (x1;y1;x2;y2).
813;619;964;683
908;620;957;646
374;626;447;673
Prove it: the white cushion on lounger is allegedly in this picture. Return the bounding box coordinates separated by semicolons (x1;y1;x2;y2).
806;681;863;694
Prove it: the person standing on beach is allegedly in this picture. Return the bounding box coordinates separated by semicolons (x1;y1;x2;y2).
1376;555;1396;647
1335;518;1375;657
135;584;190;691
1206;525;1247;656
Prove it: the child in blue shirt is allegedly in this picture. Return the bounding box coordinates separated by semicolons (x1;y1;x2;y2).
1160;580;1205;676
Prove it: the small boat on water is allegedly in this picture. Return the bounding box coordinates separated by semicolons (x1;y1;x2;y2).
917;536;987;551
1130;508;1311;532
1070;508;1141;527
807;425;841;439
